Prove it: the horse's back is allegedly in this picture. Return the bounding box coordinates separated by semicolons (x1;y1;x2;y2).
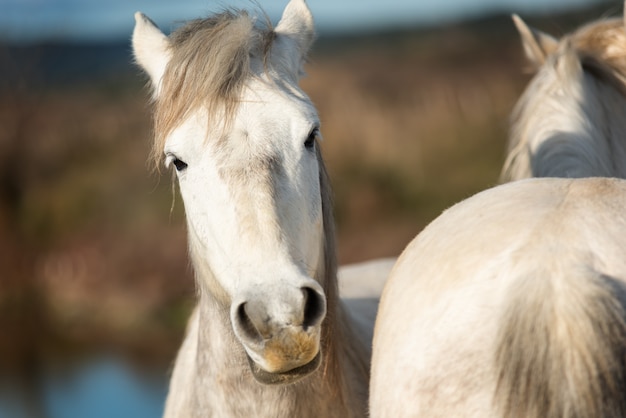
370;178;626;417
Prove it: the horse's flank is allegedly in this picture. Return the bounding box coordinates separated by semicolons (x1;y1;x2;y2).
502;17;626;180
370;178;626;417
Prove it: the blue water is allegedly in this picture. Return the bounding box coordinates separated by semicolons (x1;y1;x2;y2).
0;356;168;418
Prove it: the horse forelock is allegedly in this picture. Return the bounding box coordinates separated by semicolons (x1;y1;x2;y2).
151;8;277;169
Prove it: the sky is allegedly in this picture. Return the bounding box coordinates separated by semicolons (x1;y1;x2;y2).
0;0;615;44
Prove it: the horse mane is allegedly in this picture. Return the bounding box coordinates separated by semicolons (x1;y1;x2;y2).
502;17;626;181
574;19;626;95
152;9;276;168
316;148;370;412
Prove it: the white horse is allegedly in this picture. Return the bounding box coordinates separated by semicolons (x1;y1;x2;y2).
132;1;383;416
501;10;626;181
370;177;626;417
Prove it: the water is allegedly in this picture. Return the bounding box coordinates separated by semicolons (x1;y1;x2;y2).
0;355;168;418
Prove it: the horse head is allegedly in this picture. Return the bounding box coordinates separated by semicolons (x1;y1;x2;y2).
132;0;329;384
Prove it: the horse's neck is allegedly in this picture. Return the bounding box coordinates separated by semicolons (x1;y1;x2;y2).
599;85;626;178
188;270;368;418
504;76;626;181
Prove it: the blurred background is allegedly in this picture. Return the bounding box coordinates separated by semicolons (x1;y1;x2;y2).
0;0;620;416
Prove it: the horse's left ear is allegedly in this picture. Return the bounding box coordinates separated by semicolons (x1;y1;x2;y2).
512;14;558;70
132;12;171;96
273;0;315;80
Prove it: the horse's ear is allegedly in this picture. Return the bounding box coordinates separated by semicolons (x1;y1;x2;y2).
273;0;315;80
132;12;171;95
512;14;558;69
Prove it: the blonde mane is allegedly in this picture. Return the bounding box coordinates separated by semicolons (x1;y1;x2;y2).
316;148;370;410
503;17;626;181
152;9;276;168
574;18;626;94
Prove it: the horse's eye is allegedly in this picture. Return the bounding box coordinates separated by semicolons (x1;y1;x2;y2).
304;128;318;151
165;153;188;172
172;158;188;171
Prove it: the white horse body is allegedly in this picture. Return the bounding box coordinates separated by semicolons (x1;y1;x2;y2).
132;1;386;416
502;13;626;181
370;177;626;417
371;12;626;416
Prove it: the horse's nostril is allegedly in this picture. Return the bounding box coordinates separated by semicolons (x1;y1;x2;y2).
236;302;263;343
302;287;326;330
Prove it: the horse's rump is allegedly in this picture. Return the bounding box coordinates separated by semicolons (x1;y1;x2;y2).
370;178;626;417
496;268;626;418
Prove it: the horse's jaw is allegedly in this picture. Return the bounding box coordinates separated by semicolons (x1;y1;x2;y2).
237;321;324;385
246;351;322;385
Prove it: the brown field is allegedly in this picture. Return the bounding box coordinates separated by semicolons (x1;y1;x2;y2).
0;7;611;370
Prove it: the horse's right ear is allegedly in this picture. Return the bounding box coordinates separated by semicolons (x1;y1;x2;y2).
132;12;171;95
512;14;558;69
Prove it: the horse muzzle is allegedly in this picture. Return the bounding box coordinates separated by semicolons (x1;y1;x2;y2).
231;283;326;384
246;350;322;385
